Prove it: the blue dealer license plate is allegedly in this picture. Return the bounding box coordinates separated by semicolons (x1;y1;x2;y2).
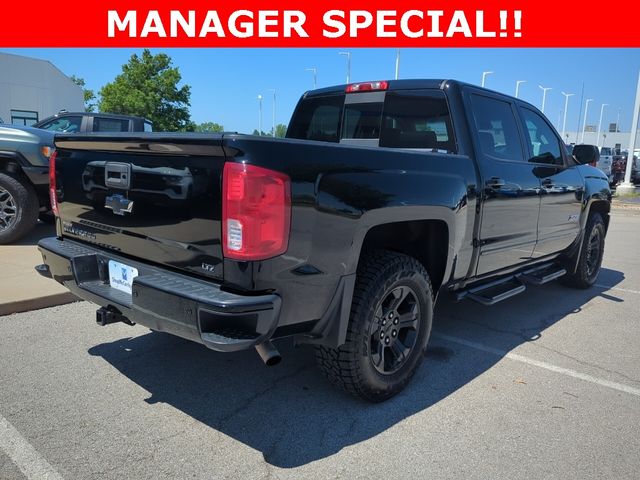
108;260;139;295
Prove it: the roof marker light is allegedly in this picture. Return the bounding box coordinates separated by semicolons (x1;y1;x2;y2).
345;81;389;93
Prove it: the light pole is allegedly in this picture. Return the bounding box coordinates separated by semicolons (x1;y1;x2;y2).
305;67;317;89
580;98;594;144
617;70;640;196
561;92;574;140
597;103;609;148
339;51;351;83
268;89;276;137
515;80;526;98
481;71;493;87
395;49;400;80
257;94;263;135
539;85;552;114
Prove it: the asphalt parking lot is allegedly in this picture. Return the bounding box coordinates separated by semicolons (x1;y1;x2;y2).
1;209;639;480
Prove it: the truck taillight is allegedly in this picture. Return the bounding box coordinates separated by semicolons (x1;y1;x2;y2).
49;150;58;216
222;162;291;261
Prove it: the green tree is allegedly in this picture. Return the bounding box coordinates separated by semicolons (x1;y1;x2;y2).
98;50;192;132
274;124;288;138
194;122;224;133
252;129;269;136
70;75;96;112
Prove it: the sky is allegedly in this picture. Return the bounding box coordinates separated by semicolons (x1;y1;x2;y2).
2;48;639;135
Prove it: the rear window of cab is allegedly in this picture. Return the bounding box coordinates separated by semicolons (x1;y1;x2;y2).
287;89;457;153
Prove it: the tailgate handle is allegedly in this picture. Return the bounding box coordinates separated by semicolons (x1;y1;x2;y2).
105;162;131;190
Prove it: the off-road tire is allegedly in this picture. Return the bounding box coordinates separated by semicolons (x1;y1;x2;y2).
315;250;434;402
0;173;39;244
561;212;606;289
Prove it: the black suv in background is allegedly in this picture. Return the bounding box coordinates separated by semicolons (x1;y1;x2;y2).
34;112;153;133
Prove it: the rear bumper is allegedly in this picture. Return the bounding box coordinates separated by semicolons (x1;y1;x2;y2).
37;237;281;352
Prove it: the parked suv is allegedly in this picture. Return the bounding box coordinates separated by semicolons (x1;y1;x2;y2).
0;112;152;243
598;146;614;184
0;125;55;243
34;112;152;133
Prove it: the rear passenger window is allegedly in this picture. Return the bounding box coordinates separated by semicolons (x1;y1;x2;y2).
93;117;130;132
470;95;524;162
380;90;456;152
519;108;563;165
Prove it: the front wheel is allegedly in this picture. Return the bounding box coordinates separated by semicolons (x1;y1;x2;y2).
0;173;39;244
315;251;433;402
562;212;606;289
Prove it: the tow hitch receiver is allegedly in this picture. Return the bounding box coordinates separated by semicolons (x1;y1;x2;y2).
96;306;135;327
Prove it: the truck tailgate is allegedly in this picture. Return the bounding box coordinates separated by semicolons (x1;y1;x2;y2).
53;134;226;281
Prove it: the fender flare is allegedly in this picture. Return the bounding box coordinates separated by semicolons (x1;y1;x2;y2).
566;184;611;274
301;168;471;348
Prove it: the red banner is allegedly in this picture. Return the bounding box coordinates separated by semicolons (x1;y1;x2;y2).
1;1;639;47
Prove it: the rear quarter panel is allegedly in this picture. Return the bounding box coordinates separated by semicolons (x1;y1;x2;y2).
222;135;479;327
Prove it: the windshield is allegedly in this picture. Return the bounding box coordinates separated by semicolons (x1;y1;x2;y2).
38;116;82;133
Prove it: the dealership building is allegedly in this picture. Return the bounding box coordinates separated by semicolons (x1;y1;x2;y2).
563;130;640;150
0;52;84;126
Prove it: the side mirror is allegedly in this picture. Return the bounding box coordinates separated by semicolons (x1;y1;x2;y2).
573;144;600;166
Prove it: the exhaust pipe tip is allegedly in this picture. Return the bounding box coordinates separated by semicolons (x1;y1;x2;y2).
264;355;282;367
255;341;282;366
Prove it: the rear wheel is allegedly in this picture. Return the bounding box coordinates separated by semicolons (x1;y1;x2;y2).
315;250;433;402
562;212;606;289
0;173;39;244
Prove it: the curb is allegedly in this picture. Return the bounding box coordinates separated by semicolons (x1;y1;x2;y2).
0;292;78;317
611;202;640;211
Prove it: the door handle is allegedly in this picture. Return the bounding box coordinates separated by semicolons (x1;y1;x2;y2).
542;179;554;188
486;177;505;188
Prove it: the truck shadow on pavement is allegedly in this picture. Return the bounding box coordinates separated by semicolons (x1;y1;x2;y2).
12;221;56;246
88;267;624;468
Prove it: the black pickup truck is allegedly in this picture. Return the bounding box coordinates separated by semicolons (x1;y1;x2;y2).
37;80;611;402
